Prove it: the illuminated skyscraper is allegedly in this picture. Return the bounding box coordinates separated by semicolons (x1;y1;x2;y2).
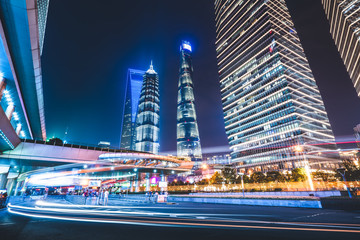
214;0;338;172
120;69;145;150
322;0;360;97
134;62;160;154
177;41;202;160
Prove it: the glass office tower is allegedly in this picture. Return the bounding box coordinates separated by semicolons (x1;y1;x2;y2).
120;69;145;150
214;0;338;172
177;41;202;160
134;62;160;154
322;0;360;97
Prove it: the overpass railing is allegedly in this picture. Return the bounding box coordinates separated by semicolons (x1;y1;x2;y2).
20;139;143;153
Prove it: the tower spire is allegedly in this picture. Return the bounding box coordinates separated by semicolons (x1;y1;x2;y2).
146;60;156;74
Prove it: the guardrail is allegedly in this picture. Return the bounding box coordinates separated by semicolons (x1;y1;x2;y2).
168;181;360;192
21;139;146;154
167;196;322;208
64;194;165;204
189;190;341;198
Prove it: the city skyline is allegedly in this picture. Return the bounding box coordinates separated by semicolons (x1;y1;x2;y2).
42;0;360;153
0;1;359;239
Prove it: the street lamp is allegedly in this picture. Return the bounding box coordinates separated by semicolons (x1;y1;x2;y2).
294;145;303;152
239;172;245;198
294;145;314;191
304;163;314;191
337;168;352;198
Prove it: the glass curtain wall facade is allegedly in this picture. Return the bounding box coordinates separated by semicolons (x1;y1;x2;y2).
120;69;145;150
214;0;338;172
177;41;202;160
322;0;360;97
134;63;160;154
37;0;49;55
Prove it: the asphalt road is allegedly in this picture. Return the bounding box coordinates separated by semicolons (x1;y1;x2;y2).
1;198;360;240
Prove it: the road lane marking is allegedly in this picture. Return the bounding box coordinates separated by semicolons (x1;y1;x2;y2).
35;201;213;210
11;204;275;220
8;208;360;233
9;204;360;231
0;223;15;226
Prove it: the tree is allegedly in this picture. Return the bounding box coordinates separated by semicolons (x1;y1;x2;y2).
197;179;209;185
266;171;285;182
177;180;186;186
243;174;250;183
209;172;223;184
339;159;360;181
312;170;337;182
235;174;250;184
291;168;307;182
250;172;266;183
47;137;63;145
222;165;237;183
284;171;292;182
356;151;360;159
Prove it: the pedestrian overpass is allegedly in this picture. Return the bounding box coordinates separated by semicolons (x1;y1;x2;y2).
0;139;193;194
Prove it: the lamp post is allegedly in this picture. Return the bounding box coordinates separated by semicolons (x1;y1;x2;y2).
337;168;352;198
294;145;314;191
202;163;208;181
304;162;314;191
239;173;245;198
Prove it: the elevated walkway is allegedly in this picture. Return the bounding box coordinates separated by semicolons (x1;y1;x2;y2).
0;106;20;151
1;141;119;164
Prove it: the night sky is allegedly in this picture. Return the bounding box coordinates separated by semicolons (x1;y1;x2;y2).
42;0;360;153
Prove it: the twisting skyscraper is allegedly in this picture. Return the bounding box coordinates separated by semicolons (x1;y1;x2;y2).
177;41;202;160
121;69;145;150
321;0;360;97
134;62;160;154
214;0;338;173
